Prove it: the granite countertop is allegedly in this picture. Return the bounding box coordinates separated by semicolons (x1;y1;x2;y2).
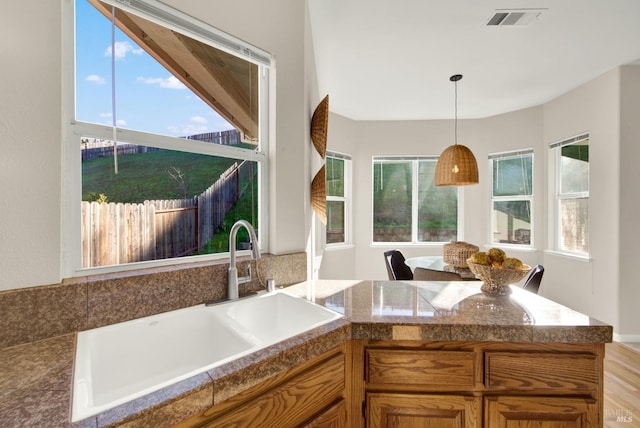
0;280;612;427
286;280;612;343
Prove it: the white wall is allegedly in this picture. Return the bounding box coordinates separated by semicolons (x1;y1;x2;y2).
618;65;640;339
0;2;63;290
542;68;621;330
0;0;312;291
317;113;359;279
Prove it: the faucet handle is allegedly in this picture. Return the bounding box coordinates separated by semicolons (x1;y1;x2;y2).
238;264;253;284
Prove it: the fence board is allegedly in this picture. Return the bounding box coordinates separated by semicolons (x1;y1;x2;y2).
81;161;253;267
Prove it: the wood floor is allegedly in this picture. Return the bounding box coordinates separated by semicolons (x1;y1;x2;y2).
604;342;640;427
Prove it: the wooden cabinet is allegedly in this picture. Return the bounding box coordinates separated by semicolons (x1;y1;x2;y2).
302;399;348;427
485;396;598;427
367;393;481;428
206;353;344;427
180;346;348;428
356;341;603;428
366;349;476;388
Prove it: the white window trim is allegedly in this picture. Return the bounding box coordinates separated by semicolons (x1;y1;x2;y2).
62;0;271;277
371;155;463;245
488;149;534;249
550;133;590;257
325;151;352;247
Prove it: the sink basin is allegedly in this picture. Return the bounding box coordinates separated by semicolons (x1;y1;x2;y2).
224;291;343;342
72;290;341;422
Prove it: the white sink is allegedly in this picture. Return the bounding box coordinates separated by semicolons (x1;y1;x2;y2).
224;291;343;342
72;290;341;422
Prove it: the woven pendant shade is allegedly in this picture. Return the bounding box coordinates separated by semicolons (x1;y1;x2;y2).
435;144;479;186
434;74;479;186
311;95;329;158
311;165;327;224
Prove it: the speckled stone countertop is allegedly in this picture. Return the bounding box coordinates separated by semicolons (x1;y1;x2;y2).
0;280;612;427
286;280;613;343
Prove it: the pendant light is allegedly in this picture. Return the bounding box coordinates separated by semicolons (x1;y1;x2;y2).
434;74;479;186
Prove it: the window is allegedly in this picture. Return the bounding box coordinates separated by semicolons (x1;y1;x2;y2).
552;134;589;255
490;150;533;246
65;0;270;274
326;152;351;245
373;157;459;243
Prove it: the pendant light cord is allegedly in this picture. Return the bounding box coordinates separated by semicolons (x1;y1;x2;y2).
454;79;458;146
450;74;462;147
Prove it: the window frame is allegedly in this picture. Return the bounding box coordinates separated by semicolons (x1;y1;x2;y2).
62;0;271;277
488;149;534;248
550;133;590;258
325;151;352;247
371;156;462;245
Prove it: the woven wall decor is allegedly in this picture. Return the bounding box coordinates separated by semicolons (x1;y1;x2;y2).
311;95;329;159
311;164;327;224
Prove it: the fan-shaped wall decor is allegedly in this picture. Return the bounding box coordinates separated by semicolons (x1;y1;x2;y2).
311;165;327;225
311;95;329;159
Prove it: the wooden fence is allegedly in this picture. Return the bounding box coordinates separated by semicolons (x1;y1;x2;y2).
81;144;162;161
81;161;254;267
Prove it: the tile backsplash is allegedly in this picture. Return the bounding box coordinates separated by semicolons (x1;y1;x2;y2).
0;252;306;349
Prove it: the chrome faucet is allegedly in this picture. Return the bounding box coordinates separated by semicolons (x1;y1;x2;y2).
228;220;261;300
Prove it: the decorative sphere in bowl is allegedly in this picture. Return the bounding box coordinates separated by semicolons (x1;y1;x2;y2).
466;260;531;296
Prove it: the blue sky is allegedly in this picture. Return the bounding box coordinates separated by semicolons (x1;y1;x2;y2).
75;0;234;137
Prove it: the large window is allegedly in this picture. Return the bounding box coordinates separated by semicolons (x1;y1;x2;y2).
326;152;351;245
552;134;589;256
490;150;533;246
373;157;459;243
65;0;270;274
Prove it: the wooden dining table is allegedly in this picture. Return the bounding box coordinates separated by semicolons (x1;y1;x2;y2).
404;255;478;280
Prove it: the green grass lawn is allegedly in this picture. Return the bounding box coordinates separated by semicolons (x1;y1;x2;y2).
82;148;239;203
82;147;259;255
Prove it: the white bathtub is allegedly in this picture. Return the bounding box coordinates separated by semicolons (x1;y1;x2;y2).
72;291;342;422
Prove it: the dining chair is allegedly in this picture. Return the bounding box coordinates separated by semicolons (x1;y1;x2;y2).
413;267;463;281
521;264;544;294
383;250;414;280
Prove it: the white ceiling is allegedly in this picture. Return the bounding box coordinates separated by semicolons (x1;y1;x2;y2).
308;0;640;120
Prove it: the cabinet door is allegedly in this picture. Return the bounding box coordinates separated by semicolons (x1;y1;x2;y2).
485;396;598;427
302;399;348;427
367;393;481;428
205;354;344;427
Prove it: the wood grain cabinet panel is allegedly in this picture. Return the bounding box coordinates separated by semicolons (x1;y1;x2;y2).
301;399;348;428
367;392;481;428
485;352;598;392
366;349;476;387
205;354;345;428
484;396;598;427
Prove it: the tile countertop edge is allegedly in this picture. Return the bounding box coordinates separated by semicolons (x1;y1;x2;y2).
1;279;612;427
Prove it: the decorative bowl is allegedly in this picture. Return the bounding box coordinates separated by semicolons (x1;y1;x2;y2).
466;261;531;296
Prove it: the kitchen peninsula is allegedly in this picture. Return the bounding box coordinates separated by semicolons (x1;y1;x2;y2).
1;280;612;427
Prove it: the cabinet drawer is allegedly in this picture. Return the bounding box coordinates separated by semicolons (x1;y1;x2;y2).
485;352;598;391
366;349;475;387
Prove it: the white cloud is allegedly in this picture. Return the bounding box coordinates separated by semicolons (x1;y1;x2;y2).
115;119;127;127
104;41;143;60
190;116;207;124
99;112;113;118
137;75;186;90
167;116;209;136
86;74;105;85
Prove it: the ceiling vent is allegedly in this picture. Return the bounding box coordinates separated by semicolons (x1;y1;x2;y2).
486;9;545;27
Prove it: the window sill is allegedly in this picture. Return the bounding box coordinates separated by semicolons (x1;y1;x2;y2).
324;244;355;252
543;250;592;262
483;244;538;253
369;242;445;248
